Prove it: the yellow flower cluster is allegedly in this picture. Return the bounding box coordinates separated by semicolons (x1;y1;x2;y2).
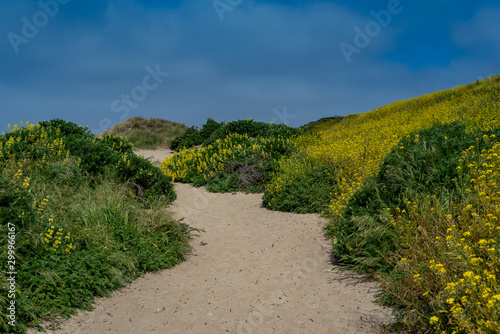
1;122;75;179
161;133;288;183
97;134;133;153
1;122;80;259
43;224;72;253
37;195;50;213
394;135;500;332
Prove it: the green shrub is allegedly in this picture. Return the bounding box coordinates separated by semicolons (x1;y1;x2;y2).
203;119;303;146
170;118;223;151
326;122;500;272
0;120;188;332
263;161;338;213
22;119;176;203
162;121;303;193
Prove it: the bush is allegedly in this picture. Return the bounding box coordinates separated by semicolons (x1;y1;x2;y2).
22;119;176;203
326;122;500;272
263;160;338;213
0;120;188;332
203;119;303;146
162;120;303;193
170;118;223;151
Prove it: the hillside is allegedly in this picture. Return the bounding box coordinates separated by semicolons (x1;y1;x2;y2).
103;116;188;149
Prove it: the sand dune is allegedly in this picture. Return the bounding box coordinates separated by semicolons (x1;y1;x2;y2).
29;150;392;334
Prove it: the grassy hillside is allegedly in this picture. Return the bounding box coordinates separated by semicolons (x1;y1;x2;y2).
103;116;188;149
163;75;500;332
0;120;191;332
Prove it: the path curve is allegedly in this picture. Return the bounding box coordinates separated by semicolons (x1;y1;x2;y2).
28;150;392;334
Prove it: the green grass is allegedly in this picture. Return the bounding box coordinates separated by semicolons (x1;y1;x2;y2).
0;120;191;332
103;116;188;149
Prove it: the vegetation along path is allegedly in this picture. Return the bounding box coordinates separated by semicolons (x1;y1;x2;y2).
30;150;392;334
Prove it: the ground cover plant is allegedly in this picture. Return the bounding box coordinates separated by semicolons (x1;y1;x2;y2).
378;126;500;332
0;120;191;333
103;116;188;149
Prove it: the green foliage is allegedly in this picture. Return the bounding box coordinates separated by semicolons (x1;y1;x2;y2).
169;126;202;151
263;161;338;213
170;119;305;152
30;119;175;202
0;120;189;332
162;120;303;193
326;122;500;272
170;118;223;151
204;119;303;146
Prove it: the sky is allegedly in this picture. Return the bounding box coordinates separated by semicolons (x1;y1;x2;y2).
0;0;499;133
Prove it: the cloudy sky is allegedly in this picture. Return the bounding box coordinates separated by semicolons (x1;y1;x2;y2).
0;0;498;133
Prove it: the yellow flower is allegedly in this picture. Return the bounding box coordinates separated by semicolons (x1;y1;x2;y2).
429;316;439;325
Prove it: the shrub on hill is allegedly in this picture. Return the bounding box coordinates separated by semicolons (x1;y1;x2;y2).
203;119;303;146
326;122;500;271
0;120;189;332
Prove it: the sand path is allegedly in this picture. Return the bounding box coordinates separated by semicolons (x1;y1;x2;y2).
29;150;392;334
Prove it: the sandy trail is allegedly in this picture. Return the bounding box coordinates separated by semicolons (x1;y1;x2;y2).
29;150;392;334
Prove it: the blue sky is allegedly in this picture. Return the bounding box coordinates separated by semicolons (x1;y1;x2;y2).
0;0;498;133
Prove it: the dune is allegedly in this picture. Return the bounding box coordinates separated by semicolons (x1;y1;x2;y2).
29;150;392;334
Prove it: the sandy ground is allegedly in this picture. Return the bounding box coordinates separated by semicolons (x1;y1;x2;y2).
28;150;393;334
134;149;174;166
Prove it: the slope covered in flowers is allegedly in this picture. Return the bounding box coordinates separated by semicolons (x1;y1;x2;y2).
265;77;500;215
264;75;500;332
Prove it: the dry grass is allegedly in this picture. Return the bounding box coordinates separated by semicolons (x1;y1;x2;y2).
103;116;188;149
